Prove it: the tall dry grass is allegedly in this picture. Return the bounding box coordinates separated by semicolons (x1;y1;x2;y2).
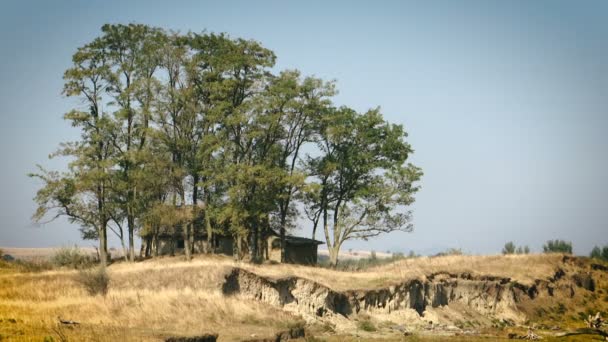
0;252;571;341
0;256;300;341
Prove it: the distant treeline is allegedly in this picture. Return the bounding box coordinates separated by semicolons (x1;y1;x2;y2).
30;24;422;267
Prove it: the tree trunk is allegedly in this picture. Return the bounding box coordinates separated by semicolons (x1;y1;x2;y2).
280;214;287;263
181;190;191;260
99;224;108;267
144;237;151;258
153;231;159;257
191;175;199;256
233;235;241;261
205;210;213;254
329;246;340;268
183;223;191;260
120;233;129;262
128;213;135;262
252;221;260;263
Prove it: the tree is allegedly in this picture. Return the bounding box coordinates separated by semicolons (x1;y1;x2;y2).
503;241;516;254
263;70;335;262
192;33;277;261
305;107;422;266
32;24;424;265
543;239;572;254
31;39;116;266
590;245;608;262
98;23;166;261
591;246;602;259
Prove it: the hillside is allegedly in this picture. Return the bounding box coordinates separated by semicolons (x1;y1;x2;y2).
1;253;607;341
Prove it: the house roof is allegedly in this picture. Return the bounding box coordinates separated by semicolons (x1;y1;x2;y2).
283;235;324;246
267;229;324;245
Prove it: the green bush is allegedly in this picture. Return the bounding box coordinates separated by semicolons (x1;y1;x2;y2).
76;266;109;296
590;245;608;261
357;319;376;332
543;240;572;254
503;242;530;255
502;242;516;254
51;246;94;269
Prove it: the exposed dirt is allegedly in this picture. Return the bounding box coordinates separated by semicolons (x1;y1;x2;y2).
222;257;603;337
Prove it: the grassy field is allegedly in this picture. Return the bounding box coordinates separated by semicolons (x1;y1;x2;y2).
1;252;607;341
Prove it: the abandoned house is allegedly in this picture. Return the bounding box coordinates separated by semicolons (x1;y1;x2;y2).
141;215;323;264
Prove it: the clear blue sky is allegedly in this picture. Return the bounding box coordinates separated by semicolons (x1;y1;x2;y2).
1;0;606;255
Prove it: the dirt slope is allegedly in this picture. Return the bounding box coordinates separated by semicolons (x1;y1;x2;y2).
1;253;607;341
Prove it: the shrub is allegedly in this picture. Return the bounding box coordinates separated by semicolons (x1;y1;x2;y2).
502;242;516;255
591;246;601;259
357;319;376;332
590;245;608;262
76;266;109;296
51;246;94;269
543;240;572;254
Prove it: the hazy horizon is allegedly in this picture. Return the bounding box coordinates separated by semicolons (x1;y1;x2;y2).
1;0;607;256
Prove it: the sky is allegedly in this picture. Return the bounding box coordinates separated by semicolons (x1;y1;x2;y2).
0;0;606;255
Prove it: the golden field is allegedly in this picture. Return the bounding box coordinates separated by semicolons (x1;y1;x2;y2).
0;252;607;341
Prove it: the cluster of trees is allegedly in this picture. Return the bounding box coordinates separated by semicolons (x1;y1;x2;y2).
543;239;573;254
502;240;608;260
502;241;530;255
31;24;422;267
590;245;608;262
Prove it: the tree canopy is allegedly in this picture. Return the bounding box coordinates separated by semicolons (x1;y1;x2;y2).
31;23;422;266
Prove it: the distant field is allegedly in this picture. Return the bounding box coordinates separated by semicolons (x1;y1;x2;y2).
318;249;393;260
0;246;124;260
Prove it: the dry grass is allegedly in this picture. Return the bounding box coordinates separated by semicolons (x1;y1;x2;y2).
241;253;565;290
0;252;600;341
0;255;300;341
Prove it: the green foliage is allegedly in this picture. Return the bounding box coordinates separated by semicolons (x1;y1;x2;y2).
543;239;573;254
32;23;422;265
503;242;530;255
502;241;516;254
51;246;95;269
357;319;377;332
590;245;608;261
76;266;110;296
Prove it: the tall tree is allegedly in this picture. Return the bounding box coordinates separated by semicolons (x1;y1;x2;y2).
305;107;422;266
100;23;165;261
264;70;335;261
191;33;276;260
31;39;115;266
